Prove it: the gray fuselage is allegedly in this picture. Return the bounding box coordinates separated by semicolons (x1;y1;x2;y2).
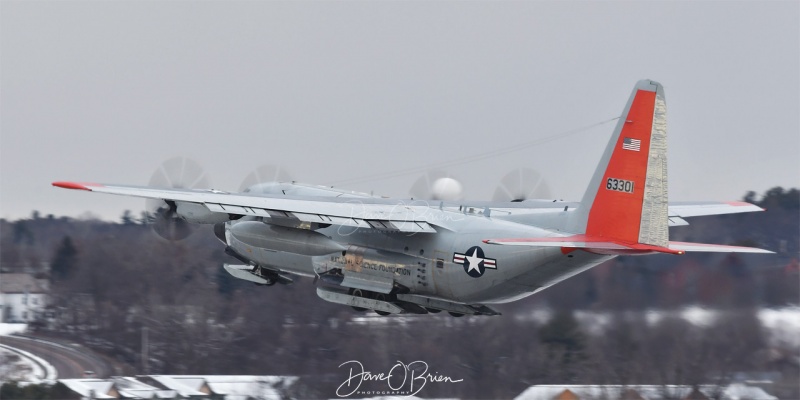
225;183;613;305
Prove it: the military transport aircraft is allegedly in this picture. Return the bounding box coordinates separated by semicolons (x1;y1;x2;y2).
53;80;772;317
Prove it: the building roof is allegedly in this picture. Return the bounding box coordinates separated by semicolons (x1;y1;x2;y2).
141;376;208;397
146;375;297;399
59;379;117;399
60;377;178;399
514;384;778;400
59;375;299;400
117;389;177;399
0;273;48;294
201;375;297;400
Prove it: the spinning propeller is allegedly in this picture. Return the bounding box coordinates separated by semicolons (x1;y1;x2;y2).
142;156;552;242
238;164;293;193
145;157;210;241
492;167;552;202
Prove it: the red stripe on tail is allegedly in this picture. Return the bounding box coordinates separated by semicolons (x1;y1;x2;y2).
585;89;656;243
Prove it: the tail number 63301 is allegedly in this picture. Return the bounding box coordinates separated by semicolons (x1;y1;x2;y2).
606;177;634;193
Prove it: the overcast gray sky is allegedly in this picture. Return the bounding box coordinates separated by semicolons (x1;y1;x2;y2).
2;1;798;221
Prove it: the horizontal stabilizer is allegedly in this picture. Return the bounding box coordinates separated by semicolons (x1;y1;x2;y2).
668;201;765;218
483;235;773;255
483;235;682;255
668;241;774;254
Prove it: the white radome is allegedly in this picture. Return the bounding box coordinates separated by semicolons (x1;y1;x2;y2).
431;177;463;201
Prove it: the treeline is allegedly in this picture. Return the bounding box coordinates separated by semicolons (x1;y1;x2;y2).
0;187;797;399
0;382;78;400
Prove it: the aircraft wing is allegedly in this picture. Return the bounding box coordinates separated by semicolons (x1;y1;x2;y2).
52;182;439;233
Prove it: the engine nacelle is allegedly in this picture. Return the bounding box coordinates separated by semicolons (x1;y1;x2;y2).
228;221;346;256
176;202;232;224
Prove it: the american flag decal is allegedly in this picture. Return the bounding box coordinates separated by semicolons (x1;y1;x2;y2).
622;137;641;151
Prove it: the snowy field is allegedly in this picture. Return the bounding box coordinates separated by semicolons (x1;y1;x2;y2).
568;306;800;348
352;306;800;349
0;344;57;383
0;323;28;336
0;324;58;383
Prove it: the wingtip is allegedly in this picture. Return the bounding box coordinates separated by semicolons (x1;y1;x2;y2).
669;241;775;254
52;181;98;191
726;201;766;211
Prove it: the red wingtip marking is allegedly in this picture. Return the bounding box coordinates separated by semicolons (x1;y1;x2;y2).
52;181;98;191
725;201;752;207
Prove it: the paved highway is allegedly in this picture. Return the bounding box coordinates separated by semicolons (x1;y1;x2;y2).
0;335;114;379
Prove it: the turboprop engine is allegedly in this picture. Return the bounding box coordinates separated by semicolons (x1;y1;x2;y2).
175;201;233;224
228;221;346;256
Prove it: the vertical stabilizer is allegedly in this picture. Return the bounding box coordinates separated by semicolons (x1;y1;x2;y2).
568;80;669;247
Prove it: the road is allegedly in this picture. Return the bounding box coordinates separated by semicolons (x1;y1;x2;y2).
0;335;114;379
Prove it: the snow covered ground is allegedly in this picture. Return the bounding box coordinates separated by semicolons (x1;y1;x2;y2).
512;306;800;348
0;323;28;336
0;347;38;383
0;344;57;383
0;324;58;383
758;307;800;347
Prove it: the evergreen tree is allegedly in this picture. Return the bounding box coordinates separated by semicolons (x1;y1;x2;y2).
0;382;79;399
121;209;135;225
539;309;587;375
539;310;584;352
13;221;34;245
51;236;78;281
759;186;800;210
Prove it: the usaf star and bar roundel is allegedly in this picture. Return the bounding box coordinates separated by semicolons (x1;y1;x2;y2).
453;246;497;278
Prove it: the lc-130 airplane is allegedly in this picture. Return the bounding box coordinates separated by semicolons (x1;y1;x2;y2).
54;80;772;317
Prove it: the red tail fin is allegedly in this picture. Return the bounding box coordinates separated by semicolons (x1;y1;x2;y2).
570;80;668;247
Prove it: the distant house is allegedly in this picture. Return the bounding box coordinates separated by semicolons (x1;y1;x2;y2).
58;375;299;400
0;273;49;323
514;384;778;400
